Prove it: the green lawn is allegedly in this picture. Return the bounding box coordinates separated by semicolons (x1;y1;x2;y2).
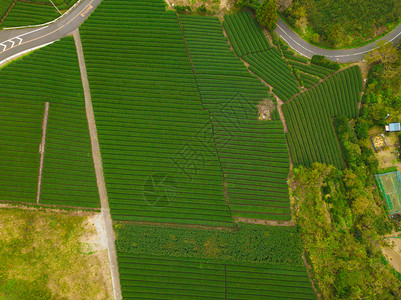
0;207;111;299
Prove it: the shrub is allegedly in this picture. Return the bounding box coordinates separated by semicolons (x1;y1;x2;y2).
311;55;341;71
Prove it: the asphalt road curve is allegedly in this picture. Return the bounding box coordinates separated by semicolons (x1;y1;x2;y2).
275;17;401;63
0;0;102;64
1;1;401;64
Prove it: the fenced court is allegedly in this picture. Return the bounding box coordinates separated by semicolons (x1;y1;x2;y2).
376;171;401;214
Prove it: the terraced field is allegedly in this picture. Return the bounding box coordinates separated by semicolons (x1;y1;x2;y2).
0;37;99;208
180;15;291;220
224;11;300;101
283;66;363;168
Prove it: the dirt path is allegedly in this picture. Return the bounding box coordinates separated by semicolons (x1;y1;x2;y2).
73;30;122;300
302;253;321;299
235;217;295;226
37;101;49;204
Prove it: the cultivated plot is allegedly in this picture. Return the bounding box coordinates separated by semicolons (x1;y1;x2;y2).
283;66;363;169
0;37;99;208
115;223;316;299
80;0;233;226
180;15;292;221
224;11;300;101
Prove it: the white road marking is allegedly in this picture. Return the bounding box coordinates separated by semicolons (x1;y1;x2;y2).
277;21;401;61
0;26;48;52
16;26;48;38
14;37;23;45
390;30;401;42
279;35;311;58
277;24;317;55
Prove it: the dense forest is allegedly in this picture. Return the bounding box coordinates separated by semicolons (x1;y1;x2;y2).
281;0;401;48
291;41;401;298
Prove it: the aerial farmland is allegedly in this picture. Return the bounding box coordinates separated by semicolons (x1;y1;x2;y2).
1;0;401;299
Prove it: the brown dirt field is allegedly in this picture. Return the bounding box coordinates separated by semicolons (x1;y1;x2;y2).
235;217;295;226
165;0;222;15
382;238;401;273
368;129;401;171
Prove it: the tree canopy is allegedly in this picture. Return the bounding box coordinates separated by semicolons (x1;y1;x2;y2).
256;0;277;31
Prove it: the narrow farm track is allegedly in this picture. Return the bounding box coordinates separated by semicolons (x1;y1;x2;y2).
36;101;49;204
73;30;122;300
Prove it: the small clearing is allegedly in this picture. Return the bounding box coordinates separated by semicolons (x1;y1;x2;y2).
0;205;113;299
382;238;401;273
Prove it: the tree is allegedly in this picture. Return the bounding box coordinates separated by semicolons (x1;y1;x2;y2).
256;0;277;31
364;40;398;65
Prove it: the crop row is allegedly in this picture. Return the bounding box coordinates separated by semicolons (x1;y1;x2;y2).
80;0;234;225
180;15;292;221
0;37;99;208
243;51;301;101
300;72;320;88
2;1;59;28
223;11;270;57
117;254;316;299
289;60;335;79
283;66;362;168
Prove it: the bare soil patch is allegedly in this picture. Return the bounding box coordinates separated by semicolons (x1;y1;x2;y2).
0;206;113;299
368;129;401;171
235;217;295;226
382;237;401;273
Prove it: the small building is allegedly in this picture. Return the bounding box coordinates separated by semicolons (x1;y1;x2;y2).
385;123;401;132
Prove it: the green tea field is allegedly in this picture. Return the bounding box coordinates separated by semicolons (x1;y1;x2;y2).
283;66;363;168
115;223;317;299
80;0;292;224
0;37;99;208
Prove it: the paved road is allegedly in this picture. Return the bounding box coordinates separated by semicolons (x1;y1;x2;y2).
275;17;401;63
0;0;102;64
1;0;401;64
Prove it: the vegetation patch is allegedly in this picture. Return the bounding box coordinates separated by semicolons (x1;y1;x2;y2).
282;0;401;48
116;223;317;299
0;207;112;299
116;222;303;265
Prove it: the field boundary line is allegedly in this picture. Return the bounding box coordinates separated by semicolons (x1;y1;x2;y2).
73;29;122;300
0;0;18;27
222;25;295;223
0;200;100;211
330;117;347;169
37;101;49;204
176;13;236;226
284;65;356;104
